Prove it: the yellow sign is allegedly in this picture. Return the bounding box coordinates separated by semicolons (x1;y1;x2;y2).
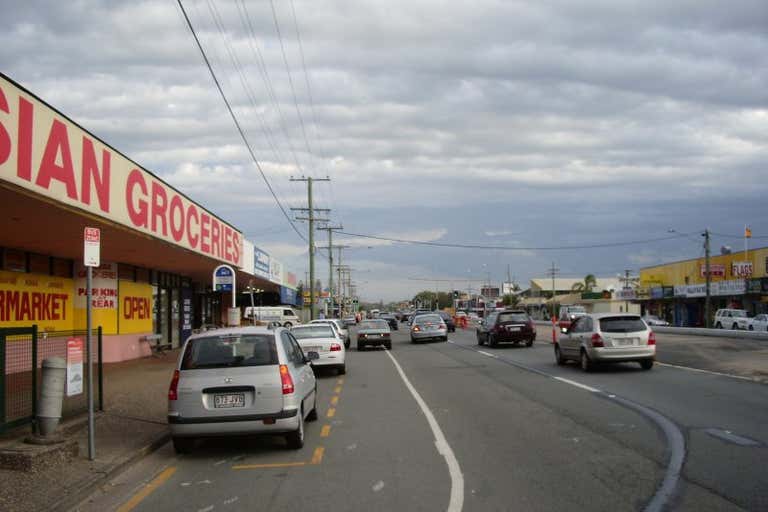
0;270;74;331
118;280;153;334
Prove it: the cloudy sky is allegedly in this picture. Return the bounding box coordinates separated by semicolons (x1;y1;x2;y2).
2;0;767;301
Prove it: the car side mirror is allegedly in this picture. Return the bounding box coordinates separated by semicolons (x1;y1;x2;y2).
305;351;320;363
560;327;568;334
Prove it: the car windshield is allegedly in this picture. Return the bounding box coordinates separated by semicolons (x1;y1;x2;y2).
732;311;747;318
497;312;528;323
180;335;277;370
360;320;389;330
599;316;647;333
414;315;442;324
291;326;335;339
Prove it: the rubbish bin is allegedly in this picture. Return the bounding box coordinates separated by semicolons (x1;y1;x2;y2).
37;357;66;437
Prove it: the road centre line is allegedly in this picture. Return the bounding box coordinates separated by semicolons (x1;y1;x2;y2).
553;376;601;393
116;466;177;512
311;447;325;465
330;395;339;405
384;349;464;512
656;362;762;383
232;462;306;470
327;407;336;418
320;425;331;437
334;386;342;393
477;350;498;359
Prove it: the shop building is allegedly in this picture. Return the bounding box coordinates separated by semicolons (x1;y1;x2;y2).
0;73;298;361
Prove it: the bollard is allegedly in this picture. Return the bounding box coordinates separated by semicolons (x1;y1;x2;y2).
37;357;66;437
551;316;557;344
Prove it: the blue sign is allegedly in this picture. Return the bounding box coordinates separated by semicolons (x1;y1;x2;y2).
650;287;664;299
254;247;270;278
280;286;298;306
214;266;234;292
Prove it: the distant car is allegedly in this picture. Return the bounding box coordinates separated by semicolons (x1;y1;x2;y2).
558;305;587;330
714;309;750;330
168;326;319;454
379;313;399;331
290;324;346;375
342;316;357;328
748;314;768;331
642;315;670;327
408;310;432;326
309;319;350;349
556;313;655;371
476;310;536;347
468;312;479;321
357;319;392;350
436;311;456;332
410;314;447;343
455;311;467;319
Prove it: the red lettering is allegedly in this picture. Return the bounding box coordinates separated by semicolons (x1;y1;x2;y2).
224;227;233;262
200;213;211;253
81;137;111;213
36;119;78;199
151;181;168;236
0;85;10;165
18;97;33;181
232;232;241;265
186;205;199;249
126;168;148;227
211;218;220;257
123;296;150;320
41;293;52;320
19;292;31;320
31;292;41;320
169;195;184;242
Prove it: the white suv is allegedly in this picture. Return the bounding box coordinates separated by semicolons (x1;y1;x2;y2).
714;309;750;330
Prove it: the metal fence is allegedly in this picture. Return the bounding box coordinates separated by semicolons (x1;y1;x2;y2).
1;326;103;434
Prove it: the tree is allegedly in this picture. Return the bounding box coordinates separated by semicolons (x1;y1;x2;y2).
571;274;597;292
412;291;453;310
502;293;521;308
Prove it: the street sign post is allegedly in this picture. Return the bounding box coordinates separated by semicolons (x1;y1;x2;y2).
213;265;238;326
83;227;100;461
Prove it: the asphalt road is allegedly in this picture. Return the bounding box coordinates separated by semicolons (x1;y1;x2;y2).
78;324;767;511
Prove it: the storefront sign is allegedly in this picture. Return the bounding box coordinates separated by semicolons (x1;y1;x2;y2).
762;278;768;293
616;289;636;300
0;76;242;267
662;286;675;298
269;259;283;285
732;261;753;278
714;279;746;296
650;287;664;299
280;286;297;306
213;265;234;292
83;227;100;267
75;262;117;309
181;288;193;343
66;337;84;396
254;247;271;278
674;284;707;298
700;264;725;278
0;270;74;330
118;280;153;334
747;279;762;294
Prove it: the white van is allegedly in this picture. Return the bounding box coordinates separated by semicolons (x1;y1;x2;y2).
244;306;301;327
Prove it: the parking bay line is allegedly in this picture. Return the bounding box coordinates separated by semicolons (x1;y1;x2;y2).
320;425;331;437
326;407;336;418
330;395;339;406
116;466;177;512
232;462;307;470
334;386;342;394
311;447;325;465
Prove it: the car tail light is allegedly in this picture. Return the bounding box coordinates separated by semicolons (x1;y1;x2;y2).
382;332;390;338
412;326;421;332
330;343;341;351
648;331;656;346
280;364;295;394
527;321;535;329
168;369;180;401
591;333;604;347
439;323;446;329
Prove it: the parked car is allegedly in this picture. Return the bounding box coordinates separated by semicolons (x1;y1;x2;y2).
290;324;346;375
714;309;750;330
476;310;536;347
167;326;319;454
555;313;655;371
410;314;448;343
243;306;301;328
357;319;392;350
436;311;456;332
642;314;670;327
310;319;350;349
379;313;399;331
748;313;768;331
557;305;587;330
342;316;357;328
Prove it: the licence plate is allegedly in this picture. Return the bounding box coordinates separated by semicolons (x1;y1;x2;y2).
507;326;521;332
615;339;635;347
305;345;323;352
214;393;245;408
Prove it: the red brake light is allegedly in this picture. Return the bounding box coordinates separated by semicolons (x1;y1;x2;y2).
280;364;295;394
413;326;421;332
591;333;605;347
168;369;180;401
330;343;341;351
648;331;656;346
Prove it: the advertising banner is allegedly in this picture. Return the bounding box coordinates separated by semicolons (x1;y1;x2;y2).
714;279;746;296
75;262;117;333
0;270;74;331
254;247;271;279
66;337;84;396
700;264;725;278
118;280;153;334
650;287;664;299
280;286;298;306
0;76;243;267
269;258;283;285
181;287;193;343
732;262;753;278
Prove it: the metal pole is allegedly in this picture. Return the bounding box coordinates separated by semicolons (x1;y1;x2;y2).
98;327;103;412
329;229;334;317
87;265;95;460
249;286;255;325
704;229;711;328
31;324;38;434
308;177;316;321
338;247;343;317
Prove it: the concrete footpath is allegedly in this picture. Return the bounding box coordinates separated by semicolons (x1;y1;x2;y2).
0;350;178;512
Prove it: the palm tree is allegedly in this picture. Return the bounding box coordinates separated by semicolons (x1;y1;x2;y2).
571;274;597;292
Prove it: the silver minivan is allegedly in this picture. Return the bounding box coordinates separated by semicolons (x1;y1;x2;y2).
556;313;656;371
168;326;318;453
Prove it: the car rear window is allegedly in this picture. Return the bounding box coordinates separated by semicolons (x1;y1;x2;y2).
497;312;528;323
181;335;278;370
414;315;442;324
599;316;647;333
361;320;389;329
291;326;335;339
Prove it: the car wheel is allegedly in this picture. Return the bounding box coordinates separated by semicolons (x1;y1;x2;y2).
715;322;722;329
284;322;293;328
580;350;594;372
477;333;484;346
358;343;365;351
488;334;498;348
286;409;305;449
344;340;350;349
525;338;534;347
337;365;346;375
554;345;565;365
639;359;654;370
442;336;448;342
306;390;318;421
749;325;754;331
411;337;418;344
385;342;392;350
172;437;194;454
732;323;739;330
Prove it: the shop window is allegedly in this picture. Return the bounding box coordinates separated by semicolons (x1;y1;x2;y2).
52;258;73;278
2;248;26;272
29;253;50;275
118;264;135;281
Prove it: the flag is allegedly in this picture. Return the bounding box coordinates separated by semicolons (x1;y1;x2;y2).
745;226;752;238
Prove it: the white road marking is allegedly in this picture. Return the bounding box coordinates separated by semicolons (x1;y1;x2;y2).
180;482;191;487
656;362;760;382
213;459;228;466
477;350;497;359
552;376;600;393
223;496;239;506
196;480;212;485
372;481;385;492
346;443;357;451
385;349;464;512
198;506;214;512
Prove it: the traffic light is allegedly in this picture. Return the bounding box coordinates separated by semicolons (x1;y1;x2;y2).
452;290;459;299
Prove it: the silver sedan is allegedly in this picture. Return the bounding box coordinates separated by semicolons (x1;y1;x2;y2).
410;314;448;343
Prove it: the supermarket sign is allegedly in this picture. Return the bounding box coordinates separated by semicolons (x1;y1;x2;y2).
0;74;242;267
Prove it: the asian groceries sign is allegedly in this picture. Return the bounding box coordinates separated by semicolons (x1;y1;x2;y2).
0;75;242;267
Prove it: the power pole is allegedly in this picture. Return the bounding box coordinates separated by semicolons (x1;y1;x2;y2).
546;262;560;319
290;176;330;320
703;228;711;328
623;269;632;313
318;238;347;318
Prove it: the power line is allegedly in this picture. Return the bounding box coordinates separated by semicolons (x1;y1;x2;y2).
176;0;305;242
335;231;695;251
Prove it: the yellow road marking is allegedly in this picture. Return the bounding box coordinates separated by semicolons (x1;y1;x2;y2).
117;466;176;512
334;386;342;393
232;462;306;470
311;447;325;464
327;407;336;418
336;378;344;385
320;425;331;437
330;395;339;406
